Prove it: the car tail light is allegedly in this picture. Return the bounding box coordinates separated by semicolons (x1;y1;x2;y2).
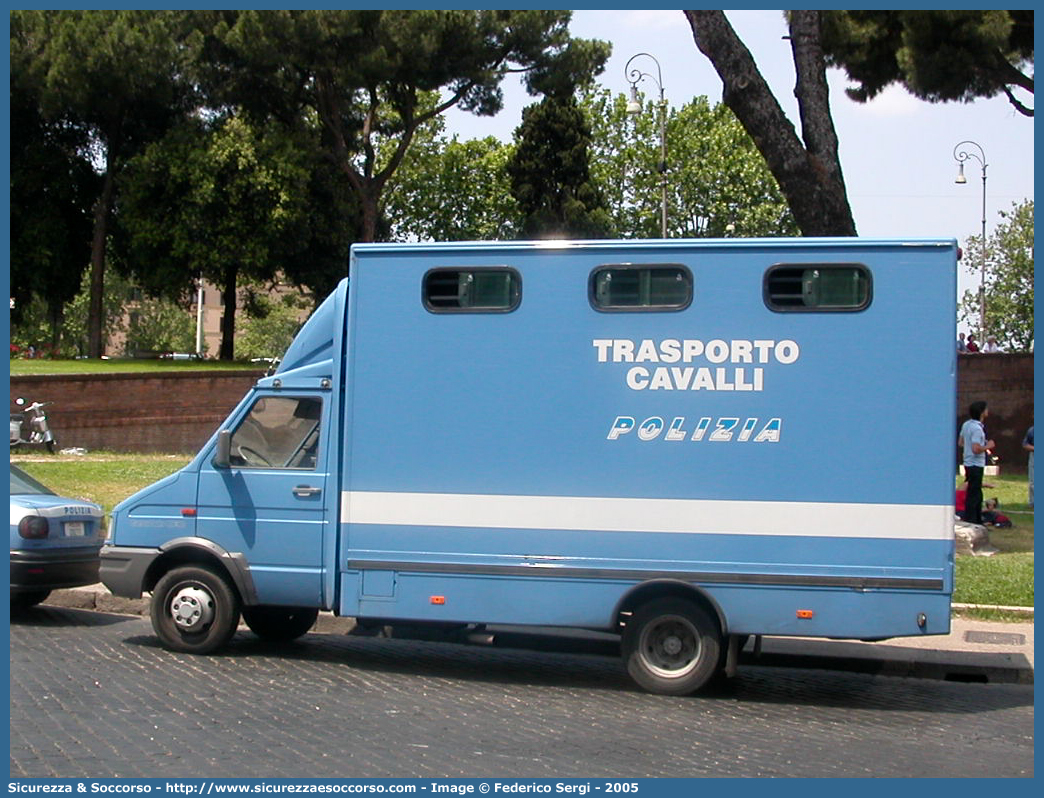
18;516;50;539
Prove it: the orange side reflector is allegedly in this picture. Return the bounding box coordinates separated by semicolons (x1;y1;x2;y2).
430;596;446;605
796;609;814;619
181;508;197;517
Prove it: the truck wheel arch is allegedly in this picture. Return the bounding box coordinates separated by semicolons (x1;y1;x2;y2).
613;579;728;638
144;538;258;606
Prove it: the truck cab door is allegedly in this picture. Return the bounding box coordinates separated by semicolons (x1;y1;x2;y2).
197;393;329;607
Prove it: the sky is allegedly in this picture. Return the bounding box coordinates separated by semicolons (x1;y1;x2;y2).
442;9;1035;305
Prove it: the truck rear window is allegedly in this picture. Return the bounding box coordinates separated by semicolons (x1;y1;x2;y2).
590;265;692;311
764;264;872;312
424;268;520;312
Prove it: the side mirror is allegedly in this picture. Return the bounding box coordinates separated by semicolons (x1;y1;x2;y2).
213;430;232;468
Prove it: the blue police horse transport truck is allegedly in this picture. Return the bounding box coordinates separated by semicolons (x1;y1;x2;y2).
100;238;957;695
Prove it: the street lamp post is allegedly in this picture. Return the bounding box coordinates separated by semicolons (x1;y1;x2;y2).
195;273;205;358
953;140;988;341
625;52;667;238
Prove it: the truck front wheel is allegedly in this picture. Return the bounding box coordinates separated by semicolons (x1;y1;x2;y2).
151;565;241;654
242;606;319;642
622;598;722;695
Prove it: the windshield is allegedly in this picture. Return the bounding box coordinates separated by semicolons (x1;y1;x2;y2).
10;465;54;496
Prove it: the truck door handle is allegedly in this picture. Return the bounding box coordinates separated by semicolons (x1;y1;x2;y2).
292;485;322;498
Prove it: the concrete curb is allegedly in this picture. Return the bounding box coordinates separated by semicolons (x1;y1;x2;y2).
748;636;1034;685
39;585;1034;686
42;586;357;635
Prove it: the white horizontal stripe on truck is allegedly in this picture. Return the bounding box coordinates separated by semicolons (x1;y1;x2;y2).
340;491;953;540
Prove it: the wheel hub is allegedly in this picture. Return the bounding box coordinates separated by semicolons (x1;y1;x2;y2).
641;616;700;677
170;586;214;631
662;635;683;657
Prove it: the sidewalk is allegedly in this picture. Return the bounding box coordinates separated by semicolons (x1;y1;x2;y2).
749;615;1033;684
40;584;1033;685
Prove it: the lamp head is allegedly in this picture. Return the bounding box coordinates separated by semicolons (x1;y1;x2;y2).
626;85;642;115
955;162;967;184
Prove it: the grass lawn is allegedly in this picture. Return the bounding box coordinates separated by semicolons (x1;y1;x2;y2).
953;473;1034;619
10;454;1034;619
10;358;264;376
12;452;191;517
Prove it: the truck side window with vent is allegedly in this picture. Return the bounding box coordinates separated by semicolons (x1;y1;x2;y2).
764;264;872;312
590;265;692;311
424;268;520;312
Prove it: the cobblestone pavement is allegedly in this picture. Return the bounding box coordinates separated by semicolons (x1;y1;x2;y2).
10;607;1034;779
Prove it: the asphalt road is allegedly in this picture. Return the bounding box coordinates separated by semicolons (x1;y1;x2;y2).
10;606;1034;779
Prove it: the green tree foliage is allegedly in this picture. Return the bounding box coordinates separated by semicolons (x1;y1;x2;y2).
12;266;127;359
820;11;1034;117
959;200;1034;352
582;88;797;238
11;10;199;357
11;265;198;359
385;124;519;242
9;54;97;345
508;93;614;239
117;115;312;360
235;289;312;362
10;11;606;355
281;158;362;301
124;299;199;357
205;10;610;242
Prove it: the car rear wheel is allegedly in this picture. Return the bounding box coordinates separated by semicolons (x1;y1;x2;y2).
151;565;241;654
622;597;722;695
242;606;319;642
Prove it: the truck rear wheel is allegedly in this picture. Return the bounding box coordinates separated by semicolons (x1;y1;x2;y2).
622;598;722;695
242;606;318;642
151;565;241;654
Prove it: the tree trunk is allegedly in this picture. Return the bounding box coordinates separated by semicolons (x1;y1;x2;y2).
219;265;239;361
87;168;116;358
788;11;853;230
47;301;64;355
685;10;857;236
359;186;380;243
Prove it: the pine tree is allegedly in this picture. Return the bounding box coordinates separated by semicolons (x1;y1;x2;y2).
507;93;614;239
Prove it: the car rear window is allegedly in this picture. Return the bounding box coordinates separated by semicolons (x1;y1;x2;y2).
10;466;54;495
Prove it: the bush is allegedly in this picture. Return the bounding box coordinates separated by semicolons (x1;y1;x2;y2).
235;290;311;361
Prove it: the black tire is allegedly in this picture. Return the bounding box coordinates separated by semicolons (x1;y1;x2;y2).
242;605;318;642
622;597;722;695
151;565;241;654
45;439;57;454
11;590;51;611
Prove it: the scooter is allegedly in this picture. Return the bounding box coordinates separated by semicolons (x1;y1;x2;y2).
10;398;58;454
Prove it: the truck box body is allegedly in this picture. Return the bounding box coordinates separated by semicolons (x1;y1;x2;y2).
101;238;957;692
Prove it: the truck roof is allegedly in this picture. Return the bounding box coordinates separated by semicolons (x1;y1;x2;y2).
352;237;957;256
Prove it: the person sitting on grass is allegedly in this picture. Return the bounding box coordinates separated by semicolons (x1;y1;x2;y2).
982;498;1013;528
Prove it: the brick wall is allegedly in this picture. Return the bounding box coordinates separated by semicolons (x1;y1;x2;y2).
10;371;263;454
957;353;1034;473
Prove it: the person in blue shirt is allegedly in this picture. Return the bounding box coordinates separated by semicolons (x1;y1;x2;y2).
958;401;995;524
